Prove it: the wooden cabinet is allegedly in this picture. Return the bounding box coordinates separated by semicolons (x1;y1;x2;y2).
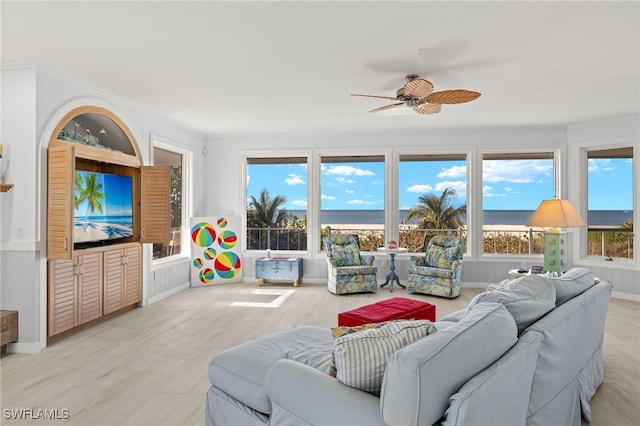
48;243;141;339
104;243;141;315
48;251;103;337
46;106;168;341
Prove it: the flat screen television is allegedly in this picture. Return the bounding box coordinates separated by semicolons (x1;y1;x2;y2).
73;170;134;246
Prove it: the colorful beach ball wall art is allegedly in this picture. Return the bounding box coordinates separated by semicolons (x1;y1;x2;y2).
190;217;242;285
191;222;216;247
214;251;242;279
199;268;215;284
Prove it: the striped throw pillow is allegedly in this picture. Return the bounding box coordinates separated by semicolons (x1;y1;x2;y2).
333;320;437;395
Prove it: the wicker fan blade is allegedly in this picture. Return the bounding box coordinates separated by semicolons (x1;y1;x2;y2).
427;90;481;104
413;103;442;115
351;94;399;101
403;78;434;98
369;102;404;113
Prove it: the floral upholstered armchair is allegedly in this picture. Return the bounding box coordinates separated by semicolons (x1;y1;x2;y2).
323;234;378;295
407;235;465;298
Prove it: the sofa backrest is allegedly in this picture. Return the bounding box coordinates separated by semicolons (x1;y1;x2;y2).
380;302;518;426
466;273;557;334
524;280;612;423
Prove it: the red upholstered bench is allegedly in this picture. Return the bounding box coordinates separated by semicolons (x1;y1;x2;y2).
338;297;436;326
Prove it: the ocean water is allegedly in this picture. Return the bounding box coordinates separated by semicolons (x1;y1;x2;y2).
288;210;632;226
74;215;133;225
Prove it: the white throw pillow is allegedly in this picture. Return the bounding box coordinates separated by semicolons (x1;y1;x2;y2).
333;320;437;395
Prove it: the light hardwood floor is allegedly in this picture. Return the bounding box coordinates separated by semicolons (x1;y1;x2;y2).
1;282;638;425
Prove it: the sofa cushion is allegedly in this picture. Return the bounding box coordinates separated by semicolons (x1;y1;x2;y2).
331;244;362;267
381;302;518;426
208;326;333;415
550;267;594;306
333;320;437;395
467;274;556;334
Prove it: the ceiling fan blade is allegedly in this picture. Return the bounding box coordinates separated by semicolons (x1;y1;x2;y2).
351;94;399;101
369;102;405;113
427;90;481;104
413;103;442;115
403;78;434;98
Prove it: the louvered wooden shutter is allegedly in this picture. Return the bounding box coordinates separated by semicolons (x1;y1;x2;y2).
47;146;74;259
140;166;171;244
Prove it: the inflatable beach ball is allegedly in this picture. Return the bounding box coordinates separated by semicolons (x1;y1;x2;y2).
214;251;242;279
217;217;227;228
193;258;204;269
217;230;237;249
191;222;216;247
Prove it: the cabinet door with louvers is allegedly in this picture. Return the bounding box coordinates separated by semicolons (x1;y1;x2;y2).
140;166;171;245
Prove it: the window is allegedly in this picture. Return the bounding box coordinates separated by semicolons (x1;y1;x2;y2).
246;157;308;251
482;152;555;255
586;147;634;260
399;154;467;252
320;155;385;251
152;142;191;261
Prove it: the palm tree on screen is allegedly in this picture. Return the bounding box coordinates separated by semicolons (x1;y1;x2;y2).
75;172;105;231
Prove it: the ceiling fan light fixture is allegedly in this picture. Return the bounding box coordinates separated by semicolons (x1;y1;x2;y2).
352;74;480;115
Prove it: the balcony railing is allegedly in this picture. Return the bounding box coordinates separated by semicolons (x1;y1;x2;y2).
246;226;633;259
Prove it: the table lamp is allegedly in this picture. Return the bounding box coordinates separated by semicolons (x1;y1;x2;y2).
526;198;587;275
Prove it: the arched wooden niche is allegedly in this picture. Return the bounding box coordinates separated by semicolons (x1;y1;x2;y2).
49;106;141;167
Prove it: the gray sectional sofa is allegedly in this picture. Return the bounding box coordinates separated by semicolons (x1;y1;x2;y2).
206;268;611;425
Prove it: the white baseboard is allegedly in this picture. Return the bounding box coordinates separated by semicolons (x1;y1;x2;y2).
6;341;46;354
611;291;640;302
147;282;190;305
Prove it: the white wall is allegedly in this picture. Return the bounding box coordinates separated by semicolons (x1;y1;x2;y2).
0;68;206;351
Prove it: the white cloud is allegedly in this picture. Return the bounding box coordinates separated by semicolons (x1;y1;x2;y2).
335;177;355;184
321;194;336;200
438;165;466;178
434;181;467;197
483;185;493;194
483;159;553;183
407;184;433;193
345;189;355;194
347;199;378;205
284;174;305;185
324;165;375;177
588;158;614;173
291;199;307;206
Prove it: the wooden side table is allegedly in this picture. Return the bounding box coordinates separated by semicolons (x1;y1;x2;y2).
377;247;408;292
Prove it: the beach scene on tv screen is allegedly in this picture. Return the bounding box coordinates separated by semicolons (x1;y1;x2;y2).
74;171;134;243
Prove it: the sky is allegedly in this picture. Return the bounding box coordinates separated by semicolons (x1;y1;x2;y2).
246;158;633;212
74;171;133;217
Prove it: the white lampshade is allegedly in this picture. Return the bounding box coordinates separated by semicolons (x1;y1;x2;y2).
526;199;587;228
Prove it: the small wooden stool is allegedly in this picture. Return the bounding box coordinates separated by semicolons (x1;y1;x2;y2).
1;310;18;353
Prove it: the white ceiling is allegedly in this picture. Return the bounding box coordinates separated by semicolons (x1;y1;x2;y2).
2;1;639;138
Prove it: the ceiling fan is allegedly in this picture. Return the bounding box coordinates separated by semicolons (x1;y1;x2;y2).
351;74;481;115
